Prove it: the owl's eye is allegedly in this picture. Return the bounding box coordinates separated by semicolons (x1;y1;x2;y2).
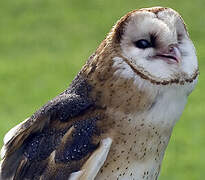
134;39;152;49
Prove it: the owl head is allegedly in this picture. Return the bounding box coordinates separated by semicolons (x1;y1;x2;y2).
108;7;198;86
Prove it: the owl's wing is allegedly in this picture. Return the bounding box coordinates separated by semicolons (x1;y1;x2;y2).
0;76;111;180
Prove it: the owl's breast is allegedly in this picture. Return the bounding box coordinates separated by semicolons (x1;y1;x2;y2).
95;84;188;180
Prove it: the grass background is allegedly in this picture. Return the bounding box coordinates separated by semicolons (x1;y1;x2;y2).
0;0;204;179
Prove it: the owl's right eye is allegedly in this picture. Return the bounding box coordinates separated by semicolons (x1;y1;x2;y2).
134;39;152;49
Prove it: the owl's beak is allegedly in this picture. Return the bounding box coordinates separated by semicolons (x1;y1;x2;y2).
156;45;181;64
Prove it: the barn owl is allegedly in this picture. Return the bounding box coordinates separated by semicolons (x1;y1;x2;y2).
0;6;198;180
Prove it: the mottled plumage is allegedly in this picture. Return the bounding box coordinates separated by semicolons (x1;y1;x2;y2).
0;7;198;180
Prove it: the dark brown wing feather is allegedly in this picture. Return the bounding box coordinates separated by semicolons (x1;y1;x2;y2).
0;75;102;180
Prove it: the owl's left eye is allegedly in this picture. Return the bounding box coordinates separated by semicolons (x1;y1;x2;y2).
134;39;152;49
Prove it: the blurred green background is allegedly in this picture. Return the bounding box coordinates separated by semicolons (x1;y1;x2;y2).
0;0;204;179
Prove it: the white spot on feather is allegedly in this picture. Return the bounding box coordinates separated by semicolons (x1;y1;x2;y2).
79;137;112;180
69;170;84;180
3;118;29;145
